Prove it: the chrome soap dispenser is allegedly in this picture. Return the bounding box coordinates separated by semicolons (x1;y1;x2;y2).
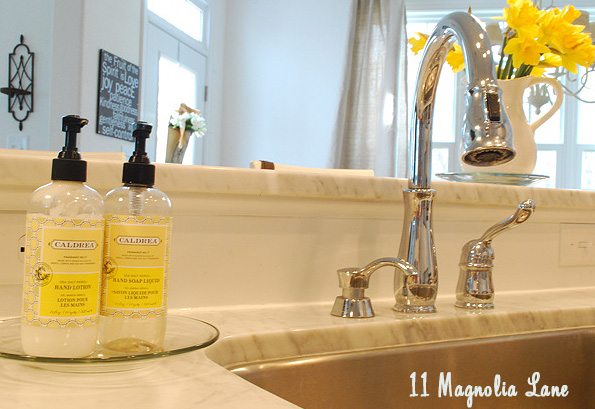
99;121;172;353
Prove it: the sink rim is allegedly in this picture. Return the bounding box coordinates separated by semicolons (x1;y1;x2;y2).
226;325;595;372
205;301;595;369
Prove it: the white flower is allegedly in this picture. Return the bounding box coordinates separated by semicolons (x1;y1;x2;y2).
178;112;191;129
169;112;181;127
190;115;207;136
169;108;207;137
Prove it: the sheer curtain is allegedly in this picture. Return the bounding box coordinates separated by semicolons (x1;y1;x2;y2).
332;0;408;177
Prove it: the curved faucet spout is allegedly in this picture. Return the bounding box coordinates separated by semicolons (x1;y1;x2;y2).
396;12;513;314
409;12;514;189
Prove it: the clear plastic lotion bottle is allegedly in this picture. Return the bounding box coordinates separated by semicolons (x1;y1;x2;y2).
99;122;172;353
21;115;104;358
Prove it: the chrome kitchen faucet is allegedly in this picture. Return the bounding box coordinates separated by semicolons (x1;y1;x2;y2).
394;11;515;313
332;12;517;317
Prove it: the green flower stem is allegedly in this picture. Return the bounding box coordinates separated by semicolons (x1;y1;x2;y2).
497;46;506;79
516;64;534;78
503;54;514;79
496;30;511;80
516;64;527;78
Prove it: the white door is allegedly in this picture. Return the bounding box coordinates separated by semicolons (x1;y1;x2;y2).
143;23;207;165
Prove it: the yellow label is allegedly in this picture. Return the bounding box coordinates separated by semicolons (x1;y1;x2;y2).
106;267;163;309
101;215;171;319
22;215;104;328
40;273;99;317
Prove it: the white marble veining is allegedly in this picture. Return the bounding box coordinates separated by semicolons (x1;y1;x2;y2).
0;288;593;409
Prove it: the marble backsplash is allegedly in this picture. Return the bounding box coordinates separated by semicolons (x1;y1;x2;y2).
1;153;595;315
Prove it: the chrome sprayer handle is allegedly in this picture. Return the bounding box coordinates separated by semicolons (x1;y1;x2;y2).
455;200;536;310
331;257;418;318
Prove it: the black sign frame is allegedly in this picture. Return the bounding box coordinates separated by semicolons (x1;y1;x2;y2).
96;49;141;141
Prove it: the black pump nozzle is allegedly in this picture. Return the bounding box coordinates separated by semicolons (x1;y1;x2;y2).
129;121;152;164
52;115;88;182
123;121;155;187
59;115;88;160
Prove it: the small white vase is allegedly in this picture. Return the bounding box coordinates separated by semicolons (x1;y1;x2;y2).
165;128;192;164
461;76;563;174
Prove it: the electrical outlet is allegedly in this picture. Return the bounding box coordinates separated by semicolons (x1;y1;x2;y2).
559;223;595;267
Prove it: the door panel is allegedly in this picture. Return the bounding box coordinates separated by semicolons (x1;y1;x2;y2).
143;24;207;165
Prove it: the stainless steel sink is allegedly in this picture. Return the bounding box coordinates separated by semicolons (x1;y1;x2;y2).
228;328;594;409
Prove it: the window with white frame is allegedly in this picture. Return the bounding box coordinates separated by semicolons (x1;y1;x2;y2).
147;0;208;45
406;1;595;189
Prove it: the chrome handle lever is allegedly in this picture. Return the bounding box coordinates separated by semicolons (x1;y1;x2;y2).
455;200;536;310
479;199;536;242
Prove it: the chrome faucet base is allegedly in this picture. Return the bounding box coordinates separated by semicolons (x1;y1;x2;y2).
331;296;374;318
395;189;438;313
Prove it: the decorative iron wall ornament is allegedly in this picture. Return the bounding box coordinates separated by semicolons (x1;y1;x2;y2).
0;35;34;131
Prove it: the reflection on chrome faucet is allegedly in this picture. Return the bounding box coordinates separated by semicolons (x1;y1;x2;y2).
395;12;515;313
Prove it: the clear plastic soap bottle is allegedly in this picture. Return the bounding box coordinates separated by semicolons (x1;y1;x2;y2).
99;122;172;353
21;115;104;358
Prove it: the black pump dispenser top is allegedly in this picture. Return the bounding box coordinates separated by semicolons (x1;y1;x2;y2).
51;115;88;182
123;121;155;187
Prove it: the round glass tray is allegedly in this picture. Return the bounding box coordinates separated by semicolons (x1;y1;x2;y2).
436;172;549;186
0;315;219;372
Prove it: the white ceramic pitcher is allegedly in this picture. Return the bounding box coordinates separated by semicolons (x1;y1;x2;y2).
462;76;563;174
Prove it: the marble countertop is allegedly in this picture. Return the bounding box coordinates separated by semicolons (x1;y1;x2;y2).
2;152;595;212
0;287;593;409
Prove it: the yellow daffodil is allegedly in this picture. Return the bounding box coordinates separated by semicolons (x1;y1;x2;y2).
539;6;583;52
408;32;429;55
529;53;563;77
407;0;595;79
531;4;595;74
540;52;563;67
503;33;550;68
446;44;465;72
543;5;581;27
529;67;545;77
555;32;595;73
500;0;542;37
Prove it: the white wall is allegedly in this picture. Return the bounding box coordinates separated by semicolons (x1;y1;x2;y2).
77;0;142;154
203;0;226;166
0;0;142;155
0;0;55;150
220;0;353;168
49;0;84;151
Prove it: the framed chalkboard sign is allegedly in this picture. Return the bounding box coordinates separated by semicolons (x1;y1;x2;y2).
96;49;140;141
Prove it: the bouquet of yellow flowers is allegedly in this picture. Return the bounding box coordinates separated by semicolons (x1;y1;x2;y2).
408;0;595;79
